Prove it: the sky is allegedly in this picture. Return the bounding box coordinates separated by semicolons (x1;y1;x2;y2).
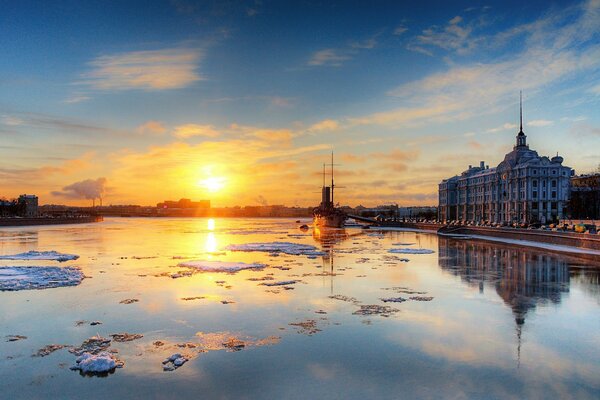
1;0;600;207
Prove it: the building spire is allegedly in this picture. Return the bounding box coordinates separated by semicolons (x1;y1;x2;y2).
519;90;523;133
516;91;527;148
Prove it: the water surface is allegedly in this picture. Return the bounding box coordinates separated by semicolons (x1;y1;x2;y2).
1;217;599;399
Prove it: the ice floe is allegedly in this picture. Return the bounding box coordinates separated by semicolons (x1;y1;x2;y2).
5;335;27;342
0;250;79;262
289;319;321;335
110;333;143;342
380;297;407;303
177;260;266;273
163;353;189;371
224;241;325;257
34;344;67;357
119;298;139;304
260;280;299;287
0;266;84;291
71;351;124;375
388;248;435;255
69;336;112;356
352;305;399;317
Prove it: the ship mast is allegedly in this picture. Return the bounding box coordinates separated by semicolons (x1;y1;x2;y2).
331;152;334;205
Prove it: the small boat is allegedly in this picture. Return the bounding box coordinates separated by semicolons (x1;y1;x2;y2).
312;153;347;228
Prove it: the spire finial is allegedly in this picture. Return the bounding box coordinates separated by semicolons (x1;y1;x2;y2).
519;90;523;132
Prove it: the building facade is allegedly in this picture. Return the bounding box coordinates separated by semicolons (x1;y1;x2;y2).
569;173;600;220
439;103;573;224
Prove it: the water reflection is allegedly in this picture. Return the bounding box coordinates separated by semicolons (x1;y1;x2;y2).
438;237;570;324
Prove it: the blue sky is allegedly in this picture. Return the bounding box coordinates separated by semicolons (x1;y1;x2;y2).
1;0;599;206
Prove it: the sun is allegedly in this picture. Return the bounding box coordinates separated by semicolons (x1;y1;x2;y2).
200;176;226;193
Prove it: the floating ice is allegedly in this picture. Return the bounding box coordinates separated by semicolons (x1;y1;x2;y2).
224;242;325;257
380;297;407;303
261;280;299;287
5;335;27;342
388;248;435;255
0;250;79;262
353;304;399;317
0;266;83;291
391;243;415;246
162;353;189;371
71;351;123;374
177;260;266;273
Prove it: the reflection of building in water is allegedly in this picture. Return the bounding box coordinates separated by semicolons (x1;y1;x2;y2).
438;237;570;365
438;237;569;324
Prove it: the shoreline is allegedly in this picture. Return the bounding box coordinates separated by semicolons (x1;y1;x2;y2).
369;223;600;260
0;216;103;227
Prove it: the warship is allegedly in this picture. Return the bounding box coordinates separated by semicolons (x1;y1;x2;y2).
312;153;347;228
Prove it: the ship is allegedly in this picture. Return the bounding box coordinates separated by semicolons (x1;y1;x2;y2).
312;153;347;228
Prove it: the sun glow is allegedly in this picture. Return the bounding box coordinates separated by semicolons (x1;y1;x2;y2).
200;176;226;193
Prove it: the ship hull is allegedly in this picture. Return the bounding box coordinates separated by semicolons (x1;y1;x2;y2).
313;213;347;228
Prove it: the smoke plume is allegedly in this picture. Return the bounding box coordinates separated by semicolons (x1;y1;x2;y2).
52;178;107;200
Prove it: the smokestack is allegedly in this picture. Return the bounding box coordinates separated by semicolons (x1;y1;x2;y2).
480;161;485;169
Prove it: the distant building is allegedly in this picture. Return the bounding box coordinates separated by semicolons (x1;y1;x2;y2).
569;173;600;220
439;96;573;224
18;194;39;217
157;198;210;209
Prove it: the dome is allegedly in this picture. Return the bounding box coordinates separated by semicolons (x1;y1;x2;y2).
551;154;564;164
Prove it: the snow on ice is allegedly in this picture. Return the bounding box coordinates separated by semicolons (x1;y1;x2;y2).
71;351;124;374
177;260;266;273
224;242;325;257
0;250;79;262
0;266;84;291
388;248;435;255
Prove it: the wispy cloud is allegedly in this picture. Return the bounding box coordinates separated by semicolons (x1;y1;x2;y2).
308;33;379;67
172;124;220;139
1;115;24;126
136;120;167;135
63;94;91;104
408;13;483;56
527;119;554;127
393;25;408;36
353;1;600;127
80;48;203;91
308;49;352;67
306;119;340;134
486;123;518;133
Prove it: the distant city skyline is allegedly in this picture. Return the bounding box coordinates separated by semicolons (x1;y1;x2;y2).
1;0;599;207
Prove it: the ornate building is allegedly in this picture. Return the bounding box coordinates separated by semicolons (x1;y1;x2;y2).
439;95;573;224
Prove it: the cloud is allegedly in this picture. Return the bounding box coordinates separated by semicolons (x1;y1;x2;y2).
172;124;220;138
1;115;23;126
350;38;377;49
408;13;481;55
308;33;379;67
308;49;351;67
80;48;202;91
486;123;518;133
51;177;107;200
589;83;600;94
64;94;91;104
527;119;554;127
306;119;340;133
393;25;408;36
136;120;167;135
354;2;600;128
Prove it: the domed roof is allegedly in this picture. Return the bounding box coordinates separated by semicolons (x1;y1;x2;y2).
551;154;564;164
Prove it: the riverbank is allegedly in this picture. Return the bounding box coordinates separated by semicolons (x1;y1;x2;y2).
368;222;600;259
0;216;103;227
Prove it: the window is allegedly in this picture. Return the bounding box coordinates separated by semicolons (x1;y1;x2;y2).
552;180;557;188
533;180;538;187
552;191;556;199
533;191;538;198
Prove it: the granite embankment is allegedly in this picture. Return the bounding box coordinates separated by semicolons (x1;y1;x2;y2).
0;216;103;227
